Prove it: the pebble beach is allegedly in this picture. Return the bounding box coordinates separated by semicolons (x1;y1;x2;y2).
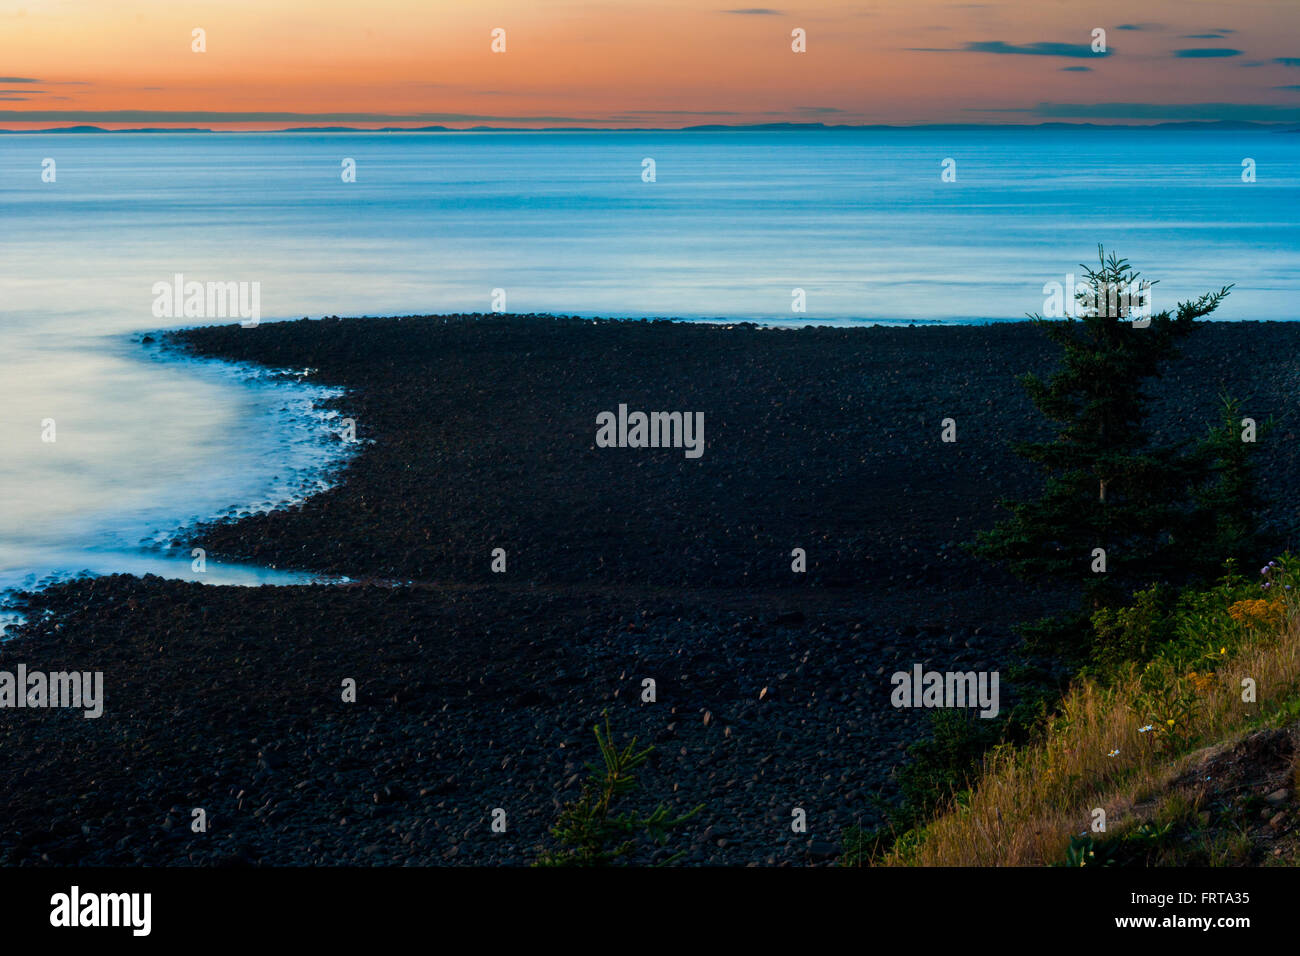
3;314;1298;866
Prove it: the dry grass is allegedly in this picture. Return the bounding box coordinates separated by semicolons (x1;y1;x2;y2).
880;601;1300;867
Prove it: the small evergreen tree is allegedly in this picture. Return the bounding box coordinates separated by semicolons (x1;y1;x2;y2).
534;715;700;866
970;246;1234;652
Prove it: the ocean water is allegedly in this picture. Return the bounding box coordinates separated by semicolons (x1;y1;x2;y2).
0;128;1297;604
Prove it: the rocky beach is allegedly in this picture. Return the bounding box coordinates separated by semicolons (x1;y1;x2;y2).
3;315;1299;866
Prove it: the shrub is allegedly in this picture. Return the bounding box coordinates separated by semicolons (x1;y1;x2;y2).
535;715;700;866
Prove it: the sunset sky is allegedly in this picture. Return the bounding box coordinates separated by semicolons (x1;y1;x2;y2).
2;0;1298;129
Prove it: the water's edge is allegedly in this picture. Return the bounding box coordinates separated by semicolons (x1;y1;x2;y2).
0;329;360;636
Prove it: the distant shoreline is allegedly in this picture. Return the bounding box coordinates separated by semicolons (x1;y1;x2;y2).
2;120;1295;134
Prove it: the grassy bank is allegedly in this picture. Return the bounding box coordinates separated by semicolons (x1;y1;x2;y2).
865;560;1300;867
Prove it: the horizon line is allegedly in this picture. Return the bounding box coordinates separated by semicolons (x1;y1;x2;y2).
2;120;1296;135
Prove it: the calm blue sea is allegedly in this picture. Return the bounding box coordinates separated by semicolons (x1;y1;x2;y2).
0;128;1297;601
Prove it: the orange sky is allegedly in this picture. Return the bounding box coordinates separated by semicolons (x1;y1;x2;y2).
2;0;1298;129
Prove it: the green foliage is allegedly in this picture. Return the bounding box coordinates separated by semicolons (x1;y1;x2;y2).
1087;556;1296;755
1089;584;1178;674
1187;395;1271;575
840;709;1008;865
840;824;891;867
1058;833;1115;867
1056;821;1176;867
969;246;1252;656
1086;558;1291;687
896;709;1005;818
843;661;1076;866
534;715;701;866
866;558;1297;867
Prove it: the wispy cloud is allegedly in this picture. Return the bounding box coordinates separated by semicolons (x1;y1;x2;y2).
617;109;737;116
963;41;1110;59
1174;48;1241;58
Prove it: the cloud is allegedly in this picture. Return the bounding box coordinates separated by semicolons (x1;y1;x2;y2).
964;41;1109;59
1061;66;1092;72
794;106;844;113
0;76;40;83
1174;48;1242;58
1182;34;1229;39
1116;23;1161;31
1276;85;1300;91
618;109;738;116
1275;58;1300;67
